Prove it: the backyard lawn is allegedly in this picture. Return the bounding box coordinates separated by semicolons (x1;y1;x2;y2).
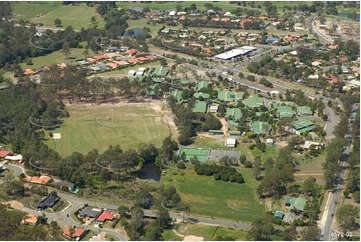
21;48;97;69
161;168;265;222
46;103;172;157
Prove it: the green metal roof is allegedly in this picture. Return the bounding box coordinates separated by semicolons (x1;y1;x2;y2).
218;91;243;102
245;96;264;108
209;130;224;135
192;100;207;113
277;106;294;118
290;197;307;211
153;66;168;76
297;106;313;115
180;79;190;85
171;90;183;102
196;81;209;91
274;210;284;219
225;108;243;121
292;119;315;131
251;121;271;135
285;197;293;205
153;78;164;83
229;130;241;135
194;92;210;99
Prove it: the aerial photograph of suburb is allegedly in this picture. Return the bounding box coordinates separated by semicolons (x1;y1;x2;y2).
0;0;359;241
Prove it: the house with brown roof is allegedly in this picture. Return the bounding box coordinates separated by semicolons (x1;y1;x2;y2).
126;49;137;56
0;150;11;158
63;227;87;240
21;214;37;224
96;210;115;223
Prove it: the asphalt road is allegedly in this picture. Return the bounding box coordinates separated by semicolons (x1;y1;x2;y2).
320;104;357;240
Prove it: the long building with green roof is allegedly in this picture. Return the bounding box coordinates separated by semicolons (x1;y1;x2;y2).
277;106;295;118
297;106;313;116
194;92;210;99
251;121;271;135
152;66;168;77
245;96;264;108
292;119;315;135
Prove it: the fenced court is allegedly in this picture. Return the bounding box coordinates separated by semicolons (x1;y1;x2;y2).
177;147;211;162
209;150;240;161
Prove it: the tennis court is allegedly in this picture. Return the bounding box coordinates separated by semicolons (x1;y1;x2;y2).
177;147;211;162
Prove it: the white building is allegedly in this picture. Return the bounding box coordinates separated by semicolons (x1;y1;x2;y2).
214;46;257;60
128;70;136;76
225;138;236;147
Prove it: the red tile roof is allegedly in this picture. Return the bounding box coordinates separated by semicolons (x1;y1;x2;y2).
96;210;114;222
63;227;86;238
24;69;36;75
0;150;11;158
126;49;137;55
95;55;109;61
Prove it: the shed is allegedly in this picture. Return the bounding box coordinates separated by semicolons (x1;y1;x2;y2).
274;210;284;219
209;130;224;135
285;197;293;206
225;138;236;147
229;130;241;136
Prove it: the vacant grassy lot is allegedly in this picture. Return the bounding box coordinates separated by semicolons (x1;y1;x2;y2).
127;18;162;36
161;168;265;222
46;103;172;157
117;1;239;11
12;2;62;20
174;223;248;241
12;2;105;30
21;47;97;69
294;153;326;185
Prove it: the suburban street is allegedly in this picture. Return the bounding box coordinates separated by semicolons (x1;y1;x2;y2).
320;104;357;240
1;163;258;241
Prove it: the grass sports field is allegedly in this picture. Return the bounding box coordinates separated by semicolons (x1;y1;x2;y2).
12;2;105;30
161;169;265;222
46;103;172;157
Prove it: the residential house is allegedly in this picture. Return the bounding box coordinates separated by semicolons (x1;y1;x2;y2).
0;150;11;158
37;193;60;210
21;214;37;224
290;197;307;213
96;210;115;223
78;206;101;218
63;227;87;240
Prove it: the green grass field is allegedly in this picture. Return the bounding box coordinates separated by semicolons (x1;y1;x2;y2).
21;47;96;69
174;223;248;241
161;169;265;222
46;104;172;157
117;1;239;11
12;2;105;30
